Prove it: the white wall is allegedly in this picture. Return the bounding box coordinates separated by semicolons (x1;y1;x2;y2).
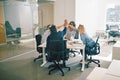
38;2;54;28
97;0;120;29
76;0;98;36
76;0;120;37
54;0;75;25
18;2;33;34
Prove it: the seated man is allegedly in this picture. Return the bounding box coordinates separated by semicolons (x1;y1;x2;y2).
41;19;68;44
64;21;77;40
46;24;67;51
46;24;69;69
40;20;68;59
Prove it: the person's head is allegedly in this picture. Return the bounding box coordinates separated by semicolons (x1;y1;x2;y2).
50;24;57;34
46;24;51;30
69;21;76;31
69;21;76;27
78;24;85;34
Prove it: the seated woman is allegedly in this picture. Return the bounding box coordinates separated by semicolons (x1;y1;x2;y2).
75;24;95;61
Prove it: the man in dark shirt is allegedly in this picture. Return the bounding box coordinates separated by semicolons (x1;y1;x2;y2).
46;24;67;51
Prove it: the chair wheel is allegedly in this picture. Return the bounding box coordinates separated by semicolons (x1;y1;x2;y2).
73;54;76;57
86;64;89;68
98;64;100;67
48;72;51;75
68;68;70;71
98;60;100;63
62;73;64;76
33;59;36;62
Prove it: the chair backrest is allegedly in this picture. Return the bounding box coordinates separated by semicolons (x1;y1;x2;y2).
88;36;100;55
35;34;42;53
95;36;99;44
47;40;67;62
5;21;16;35
109;25;119;31
35;34;42;46
109;25;120;37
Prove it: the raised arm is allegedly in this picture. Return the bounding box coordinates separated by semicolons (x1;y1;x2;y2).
56;19;68;29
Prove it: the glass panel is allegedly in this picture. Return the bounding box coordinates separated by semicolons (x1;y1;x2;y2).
106;4;120;23
0;0;38;60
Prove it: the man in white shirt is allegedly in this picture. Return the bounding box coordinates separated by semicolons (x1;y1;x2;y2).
64;21;77;40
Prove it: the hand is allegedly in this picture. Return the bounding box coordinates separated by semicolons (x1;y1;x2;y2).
64;37;70;40
64;19;68;27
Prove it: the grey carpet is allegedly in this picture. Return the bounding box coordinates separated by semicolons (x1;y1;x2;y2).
0;39;112;80
0;51;111;80
0;39;35;60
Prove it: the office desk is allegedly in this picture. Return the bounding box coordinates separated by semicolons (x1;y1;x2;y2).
86;60;120;80
102;74;120;80
86;67;107;80
112;41;120;60
39;41;85;71
101;60;120;80
107;60;120;77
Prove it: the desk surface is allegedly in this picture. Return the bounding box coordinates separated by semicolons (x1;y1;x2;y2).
107;60;120;77
39;41;85;49
114;41;120;47
86;60;120;80
102;74;120;80
86;67;107;80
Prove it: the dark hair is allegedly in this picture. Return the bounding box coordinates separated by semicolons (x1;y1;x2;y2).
50;25;57;33
46;24;51;29
69;21;76;27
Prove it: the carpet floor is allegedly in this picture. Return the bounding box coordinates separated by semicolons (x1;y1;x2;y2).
0;38;113;80
0;50;111;80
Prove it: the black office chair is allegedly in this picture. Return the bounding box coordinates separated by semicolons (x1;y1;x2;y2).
34;34;43;62
5;21;21;38
47;40;70;76
86;36;100;67
107;24;120;44
69;49;80;57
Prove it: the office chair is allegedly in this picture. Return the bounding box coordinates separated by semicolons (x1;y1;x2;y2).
47;40;70;76
5;21;21;38
86;36;100;67
34;34;43;62
107;24;120;44
69;49;80;57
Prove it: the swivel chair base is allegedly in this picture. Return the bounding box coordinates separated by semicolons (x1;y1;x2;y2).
108;40;116;45
34;55;43;62
86;56;100;68
48;61;70;76
69;49;80;57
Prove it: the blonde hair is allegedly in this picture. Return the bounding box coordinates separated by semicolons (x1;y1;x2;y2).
78;24;85;34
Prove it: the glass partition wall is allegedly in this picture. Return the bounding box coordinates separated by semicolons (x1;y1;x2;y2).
0;0;38;60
